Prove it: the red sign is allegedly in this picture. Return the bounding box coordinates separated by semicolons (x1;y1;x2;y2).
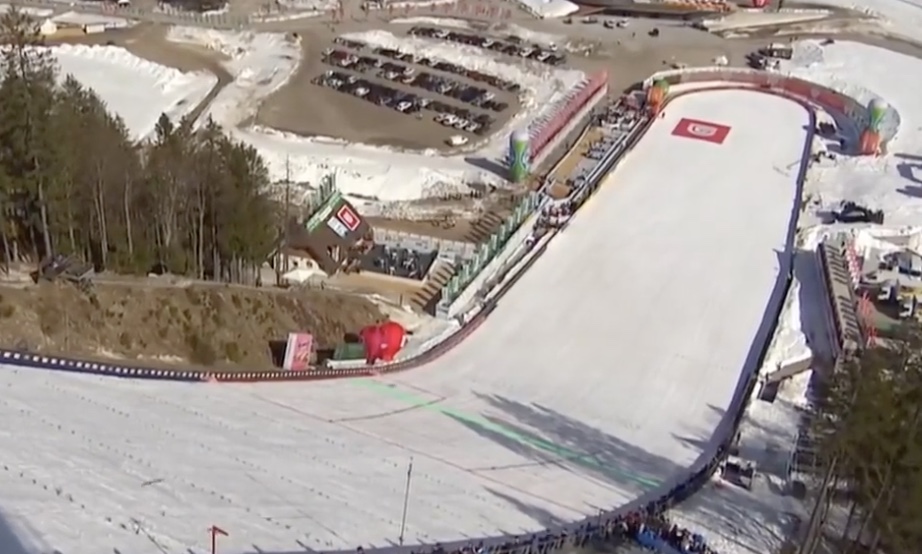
336;204;360;232
672;118;731;145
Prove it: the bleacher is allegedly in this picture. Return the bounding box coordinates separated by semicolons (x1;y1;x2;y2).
362;244;438;281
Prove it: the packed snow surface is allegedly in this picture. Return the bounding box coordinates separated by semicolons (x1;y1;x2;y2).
0;88;800;554
673;40;922;554
166;27;583;203
50;44;216;141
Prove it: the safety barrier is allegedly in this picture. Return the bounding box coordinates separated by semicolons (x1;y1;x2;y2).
0;85;811;554
644;66;900;145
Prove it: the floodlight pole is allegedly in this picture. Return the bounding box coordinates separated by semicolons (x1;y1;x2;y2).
398;457;414;545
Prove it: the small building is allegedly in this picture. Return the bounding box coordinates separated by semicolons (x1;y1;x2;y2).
285;190;373;276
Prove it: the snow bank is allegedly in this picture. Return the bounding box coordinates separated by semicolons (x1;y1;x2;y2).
781;40;921;227
390;17;565;46
50;11;134;28
274;0;337;10
50;44;217;141
514;0;579;19
701;10;830;32
0;4;52;17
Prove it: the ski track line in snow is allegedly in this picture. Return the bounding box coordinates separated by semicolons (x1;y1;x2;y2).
6;373;398;543
29;375;408;531
23;370;547;539
0;389;200;552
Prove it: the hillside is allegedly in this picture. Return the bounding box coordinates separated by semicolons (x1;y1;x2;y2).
0;279;383;371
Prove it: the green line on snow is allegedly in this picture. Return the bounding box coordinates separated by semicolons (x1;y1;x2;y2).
354;379;661;489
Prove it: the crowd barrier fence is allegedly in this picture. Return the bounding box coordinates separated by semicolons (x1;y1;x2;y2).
0;82;825;554
644;66;900;144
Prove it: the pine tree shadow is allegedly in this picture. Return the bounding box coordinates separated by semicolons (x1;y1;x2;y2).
446;392;689;501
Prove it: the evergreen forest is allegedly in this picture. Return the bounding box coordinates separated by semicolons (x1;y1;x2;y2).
0;9;278;282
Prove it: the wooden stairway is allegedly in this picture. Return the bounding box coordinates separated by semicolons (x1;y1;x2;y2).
410;259;457;314
464;210;508;244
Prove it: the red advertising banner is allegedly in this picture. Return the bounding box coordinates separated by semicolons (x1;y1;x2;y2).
283;332;313;371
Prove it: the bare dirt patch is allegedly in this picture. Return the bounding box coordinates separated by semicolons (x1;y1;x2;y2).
0;280;383;371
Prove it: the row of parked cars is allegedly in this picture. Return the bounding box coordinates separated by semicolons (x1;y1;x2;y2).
314;67;494;136
313;70;423;115
371;44;520;97
334;36;520;94
322;48;509;115
408;26;566;67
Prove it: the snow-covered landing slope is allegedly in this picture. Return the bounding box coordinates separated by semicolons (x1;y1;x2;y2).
0;89;805;554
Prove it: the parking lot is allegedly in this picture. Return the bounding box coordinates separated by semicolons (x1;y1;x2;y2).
256;28;523;151
313;37;519;137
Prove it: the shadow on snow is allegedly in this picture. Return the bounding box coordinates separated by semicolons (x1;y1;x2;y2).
447;392;686;501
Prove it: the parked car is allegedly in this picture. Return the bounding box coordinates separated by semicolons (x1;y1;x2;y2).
833;201;885;224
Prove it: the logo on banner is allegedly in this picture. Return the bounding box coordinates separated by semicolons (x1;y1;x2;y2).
327;216;348;238
282;332;313;371
336;205;360;231
672;118;731;145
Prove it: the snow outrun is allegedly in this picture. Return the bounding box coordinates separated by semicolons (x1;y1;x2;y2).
0;89;807;554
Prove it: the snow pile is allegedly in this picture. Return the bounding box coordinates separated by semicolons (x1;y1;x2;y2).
781;40;922;227
50;11;134;28
514;0;579;19
168;27;300;126
758;278;810;374
392;17;565;46
273;0;337;10
50;44;217;141
701;9;831;32
391;16;474;28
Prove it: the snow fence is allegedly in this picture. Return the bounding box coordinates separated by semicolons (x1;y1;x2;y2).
644;66;900;146
0;86;809;554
